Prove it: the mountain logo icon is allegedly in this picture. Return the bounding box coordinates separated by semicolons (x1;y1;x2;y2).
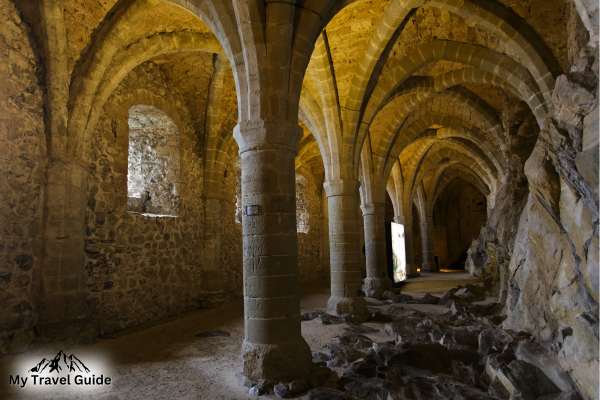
28;351;91;374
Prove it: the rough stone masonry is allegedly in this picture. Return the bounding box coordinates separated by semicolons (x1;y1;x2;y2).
0;0;597;398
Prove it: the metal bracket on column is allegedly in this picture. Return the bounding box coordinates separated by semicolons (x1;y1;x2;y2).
246;205;260;216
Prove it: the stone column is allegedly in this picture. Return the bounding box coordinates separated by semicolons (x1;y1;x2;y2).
234;120;311;382
324;179;366;316
361;203;392;297
395;216;420;278
321;190;330;278
37;158;94;339
201;192;227;292
420;216;437;271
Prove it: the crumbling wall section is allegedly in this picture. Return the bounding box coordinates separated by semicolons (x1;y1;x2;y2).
0;0;45;355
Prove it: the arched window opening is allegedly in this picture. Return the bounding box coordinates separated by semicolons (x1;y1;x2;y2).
126;105;180;217
296;174;310;234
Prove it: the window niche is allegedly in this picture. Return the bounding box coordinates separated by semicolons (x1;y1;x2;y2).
126;105;180;217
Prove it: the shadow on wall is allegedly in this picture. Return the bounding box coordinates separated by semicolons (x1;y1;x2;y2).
435;180;488;269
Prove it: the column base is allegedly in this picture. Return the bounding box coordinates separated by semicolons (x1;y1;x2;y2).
242;338;311;381
36;292;98;345
364;277;393;298
327;295;366;316
421;263;438;272
406;263;420;277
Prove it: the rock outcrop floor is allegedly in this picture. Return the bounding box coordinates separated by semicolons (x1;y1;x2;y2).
248;280;582;400
0;276;583;400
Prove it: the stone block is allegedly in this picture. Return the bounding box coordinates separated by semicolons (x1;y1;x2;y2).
245;296;300;319
245;315;302;344
242;338;311;381
245;274;298;298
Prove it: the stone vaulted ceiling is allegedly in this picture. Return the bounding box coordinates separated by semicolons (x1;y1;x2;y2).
299;0;564;220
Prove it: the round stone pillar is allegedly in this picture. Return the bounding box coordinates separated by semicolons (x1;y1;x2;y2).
361;203;392;297
395;216;420;278
324;179;366;316
420;216;437;271
234;120;311;381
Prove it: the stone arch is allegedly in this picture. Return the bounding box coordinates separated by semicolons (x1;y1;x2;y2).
67;0;164;159
381;113;503;195
85;87;190;161
40;0;69;158
163;0;249;121
407;133;501;185
363;40;547;135
167;0;363;124
344;0;560;130
431;167;490;216
414;149;496;196
401;146;497;214
358;138;378;206
83;32;222;160
387;161;405;219
370;93;503;181
296;140;324;174
381;111;506;181
313;31;348;180
414;183;428;223
388;68;519;102
369;82;515;161
411;125;505;180
204;107;238;195
299;91;333;182
386;185;399;221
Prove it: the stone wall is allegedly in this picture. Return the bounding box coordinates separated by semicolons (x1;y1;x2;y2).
84;61;237;335
443;180;488;266
432;226;448;269
296;166;325;282
218;149;243;296
0;0;44;355
126;105;181;216
502;63;599;400
466;3;599;398
411;205;422;267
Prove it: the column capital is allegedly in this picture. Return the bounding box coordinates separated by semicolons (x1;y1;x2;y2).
323;179;360;197
395;215;412;225
420;216;434;227
361;202;385;216
233;119;303;155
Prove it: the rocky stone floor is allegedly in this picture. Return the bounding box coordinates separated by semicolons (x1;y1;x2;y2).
246;280;582;400
0;275;583;400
